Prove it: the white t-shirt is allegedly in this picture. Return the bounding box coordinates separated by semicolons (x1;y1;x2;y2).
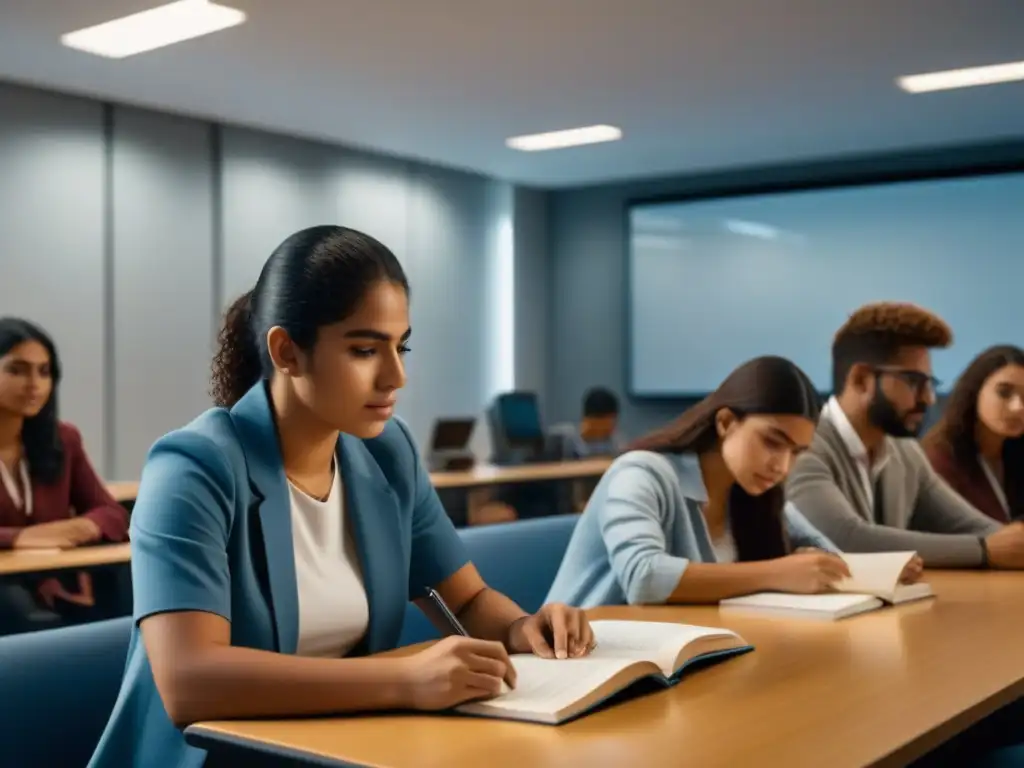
288;465;369;658
711;524;738;564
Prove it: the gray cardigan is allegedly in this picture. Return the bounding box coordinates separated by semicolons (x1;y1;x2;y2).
785;416;1000;567
545;451;837;609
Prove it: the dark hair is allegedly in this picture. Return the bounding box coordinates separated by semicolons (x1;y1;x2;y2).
831;302;952;394
923;344;1024;517
211;226;409;408
627;356;820;562
582;387;619;418
0;318;64;484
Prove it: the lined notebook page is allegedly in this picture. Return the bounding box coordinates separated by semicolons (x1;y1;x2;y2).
483;656;636;714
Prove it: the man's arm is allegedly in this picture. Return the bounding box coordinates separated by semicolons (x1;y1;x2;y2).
786;453;988;568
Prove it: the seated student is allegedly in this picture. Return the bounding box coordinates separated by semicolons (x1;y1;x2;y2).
0;318;128;632
922;345;1024;523
544;355;905;609
786;302;1024;569
89;226;593;768
571;387;625;457
548;387;626;512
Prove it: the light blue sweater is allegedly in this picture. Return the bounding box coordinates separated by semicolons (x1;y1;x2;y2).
545;450;838;608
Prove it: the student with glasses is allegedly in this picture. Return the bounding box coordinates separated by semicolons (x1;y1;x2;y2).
785;302;1024;569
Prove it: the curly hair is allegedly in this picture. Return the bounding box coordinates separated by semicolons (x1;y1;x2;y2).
831;302;952;394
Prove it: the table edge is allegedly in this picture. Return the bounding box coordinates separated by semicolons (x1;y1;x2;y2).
186;724;367;768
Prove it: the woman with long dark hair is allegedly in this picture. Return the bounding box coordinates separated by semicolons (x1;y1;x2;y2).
546;356;887;608
923;345;1024;523
0;318;128;630
90;226;593;768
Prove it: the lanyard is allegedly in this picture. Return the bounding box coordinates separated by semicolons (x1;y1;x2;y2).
979;456;1010;516
0;459;32;517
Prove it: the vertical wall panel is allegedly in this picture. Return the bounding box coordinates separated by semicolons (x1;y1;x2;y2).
220;128;335;308
111;107;215;479
0;84;107;469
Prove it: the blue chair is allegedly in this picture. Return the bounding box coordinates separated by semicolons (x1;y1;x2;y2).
0;616;131;767
398;514;579;645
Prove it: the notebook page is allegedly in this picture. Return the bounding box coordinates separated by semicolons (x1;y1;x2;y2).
836;552;915;599
589;620;738;675
478;655;636;715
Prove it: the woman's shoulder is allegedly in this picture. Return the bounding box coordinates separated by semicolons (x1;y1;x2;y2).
920;434;956;471
144;407;244;480
56;421;84;447
605;450;691;493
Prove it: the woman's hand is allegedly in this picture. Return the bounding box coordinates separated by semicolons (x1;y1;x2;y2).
899;554;924;584
399;636;513;711
767;551;851;594
506;603;595;659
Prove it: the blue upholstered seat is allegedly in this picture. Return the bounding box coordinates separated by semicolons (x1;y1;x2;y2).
398;514;579;645
0;616;131;767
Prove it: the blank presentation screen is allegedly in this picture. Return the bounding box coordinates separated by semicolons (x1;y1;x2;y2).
627;172;1024;396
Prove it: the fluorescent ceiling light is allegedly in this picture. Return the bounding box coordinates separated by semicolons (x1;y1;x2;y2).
506;125;622;152
897;60;1024;93
61;0;246;59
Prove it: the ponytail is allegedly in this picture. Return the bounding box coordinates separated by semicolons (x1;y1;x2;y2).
211;290;263;407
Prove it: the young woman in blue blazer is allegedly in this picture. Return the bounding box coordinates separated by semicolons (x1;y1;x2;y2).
90;226;593;768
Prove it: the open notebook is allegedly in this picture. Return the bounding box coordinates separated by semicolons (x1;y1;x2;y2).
455;620;751;725
719;551;934;621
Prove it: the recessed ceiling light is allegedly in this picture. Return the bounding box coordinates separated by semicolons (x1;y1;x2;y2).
506;125;622;152
897;60;1024;93
61;0;246;59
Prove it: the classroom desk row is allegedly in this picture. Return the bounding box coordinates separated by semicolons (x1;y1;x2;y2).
103;457;615;503
186;571;1024;768
0;459;613;577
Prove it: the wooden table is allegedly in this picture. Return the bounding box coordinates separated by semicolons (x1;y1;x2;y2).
185;571;1024;768
0;543;132;576
106;481;141;503
106;458;613;502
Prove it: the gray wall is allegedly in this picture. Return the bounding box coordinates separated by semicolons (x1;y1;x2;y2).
548;184;688;440
0;81;526;480
0;87;108;466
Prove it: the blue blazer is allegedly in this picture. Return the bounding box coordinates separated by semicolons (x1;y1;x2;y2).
89;384;468;768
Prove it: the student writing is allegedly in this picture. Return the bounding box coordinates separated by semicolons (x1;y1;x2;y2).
89;226;593;768
545;356;916;609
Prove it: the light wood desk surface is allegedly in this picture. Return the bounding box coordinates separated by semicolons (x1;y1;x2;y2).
187;571;1024;768
0;542;131;576
106;457;613;502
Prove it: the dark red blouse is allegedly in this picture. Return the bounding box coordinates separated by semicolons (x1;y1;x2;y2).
0;422;129;548
924;440;1010;524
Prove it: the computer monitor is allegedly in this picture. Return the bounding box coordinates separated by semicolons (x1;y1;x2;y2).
495;392;543;445
488;391;547;465
427;417;477;472
430;418;476;452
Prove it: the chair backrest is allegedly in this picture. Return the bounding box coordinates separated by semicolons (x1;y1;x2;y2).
487;391;545;465
0;616;132;767
398;514;580;646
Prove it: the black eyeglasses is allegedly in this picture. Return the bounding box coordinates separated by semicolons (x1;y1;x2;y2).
873;366;941;395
